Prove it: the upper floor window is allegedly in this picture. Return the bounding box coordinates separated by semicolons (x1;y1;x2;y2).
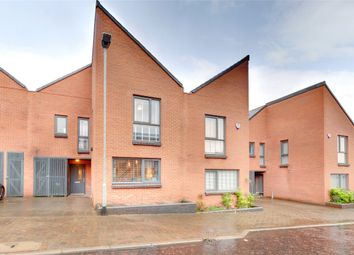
112;158;160;186
55;115;67;138
259;143;265;166
78;118;89;153
280;140;289;165
133;96;160;145
331;174;348;190
249;142;255;157
337;135;348;165
205;115;225;157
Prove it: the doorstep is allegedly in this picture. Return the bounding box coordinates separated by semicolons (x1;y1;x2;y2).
96;202;197;215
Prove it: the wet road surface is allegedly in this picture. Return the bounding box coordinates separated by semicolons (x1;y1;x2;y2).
85;225;354;255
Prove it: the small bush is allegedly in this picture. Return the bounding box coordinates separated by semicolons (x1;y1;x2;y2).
196;194;207;212
235;190;255;208
207;206;224;212
221;193;233;209
329;188;354;204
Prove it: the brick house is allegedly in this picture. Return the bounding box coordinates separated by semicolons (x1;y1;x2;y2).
249;82;354;204
0;2;250;207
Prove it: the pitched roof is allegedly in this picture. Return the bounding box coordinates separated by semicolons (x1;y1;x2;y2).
96;1;183;88
191;55;250;93
0;67;27;90
36;64;91;92
249;81;354;125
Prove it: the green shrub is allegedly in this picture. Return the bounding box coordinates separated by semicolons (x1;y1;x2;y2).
235;190;255;208
207;206;224;212
221;193;233;209
329;188;354;204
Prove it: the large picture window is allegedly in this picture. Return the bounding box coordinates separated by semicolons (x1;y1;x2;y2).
112;158;160;186
205;170;238;193
331;174;348;190
78;118;89;153
337;135;348;165
133;96;160;144
205;115;225;156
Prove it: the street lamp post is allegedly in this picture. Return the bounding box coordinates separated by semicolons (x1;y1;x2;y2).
101;33;111;215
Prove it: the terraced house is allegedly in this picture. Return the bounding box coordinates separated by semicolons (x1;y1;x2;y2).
249;83;354;204
0;1;250;208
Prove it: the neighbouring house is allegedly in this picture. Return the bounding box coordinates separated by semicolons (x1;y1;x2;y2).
249;82;354;204
0;1;250;207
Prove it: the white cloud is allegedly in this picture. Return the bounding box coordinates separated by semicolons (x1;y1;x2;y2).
266;1;354;63
250;65;354;120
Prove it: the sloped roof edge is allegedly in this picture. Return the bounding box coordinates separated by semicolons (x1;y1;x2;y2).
0;67;28;90
36;64;92;92
249;81;353;125
191;55;250;93
96;1;183;88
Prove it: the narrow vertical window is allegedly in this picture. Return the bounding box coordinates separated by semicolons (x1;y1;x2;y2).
280;140;289;166
133;96;160;145
337;136;348;165
249;142;255;157
259;143;265;166
78;118;89;153
205;115;225;157
55;115;67;137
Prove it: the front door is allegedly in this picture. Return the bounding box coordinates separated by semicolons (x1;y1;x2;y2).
70;165;85;194
255;173;264;195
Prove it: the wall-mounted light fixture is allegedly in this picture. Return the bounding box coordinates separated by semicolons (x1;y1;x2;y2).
235;123;241;130
327;133;332;138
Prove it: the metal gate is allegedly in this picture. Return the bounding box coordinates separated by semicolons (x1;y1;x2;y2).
34;157;68;197
6;152;24;197
0;152;4;185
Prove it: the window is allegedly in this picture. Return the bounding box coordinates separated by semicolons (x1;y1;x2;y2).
331;174;348;190
55;115;67;137
133;96;160;144
78;118;89;153
259;143;265;166
280;140;289;165
112;158;160;186
205;116;225;156
249;142;255;157
205;170;238;193
338;136;348;165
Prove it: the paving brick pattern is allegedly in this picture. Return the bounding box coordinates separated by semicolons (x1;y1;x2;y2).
1;197;354;253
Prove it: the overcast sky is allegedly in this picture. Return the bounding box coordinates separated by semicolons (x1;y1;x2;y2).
1;0;353;119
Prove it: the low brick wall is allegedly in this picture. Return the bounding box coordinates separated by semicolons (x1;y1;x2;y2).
326;202;354;209
97;202;196;215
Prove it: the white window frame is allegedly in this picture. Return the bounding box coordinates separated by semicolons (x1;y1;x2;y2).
330;174;349;190
280;140;289;166
249;142;255;157
54;115;68;137
259;143;265;166
78;117;89;153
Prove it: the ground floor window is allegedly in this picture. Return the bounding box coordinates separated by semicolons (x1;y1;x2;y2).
331;174;348;190
112;158;160;185
205;170;238;193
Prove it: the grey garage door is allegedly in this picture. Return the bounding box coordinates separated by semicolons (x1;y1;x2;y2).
34;157;68;197
7;152;24;197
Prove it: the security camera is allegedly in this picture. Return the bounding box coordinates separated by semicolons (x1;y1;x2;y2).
102;33;111;49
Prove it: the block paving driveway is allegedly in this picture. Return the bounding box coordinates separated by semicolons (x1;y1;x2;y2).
1;197;354;254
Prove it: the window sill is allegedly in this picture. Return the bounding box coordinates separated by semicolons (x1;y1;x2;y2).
132;141;161;147
112;184;161;189
338;163;350;167
249;155;255;158
279;164;289;168
205;154;227;159
259;165;266;168
55;134;68;138
205;191;233;196
78;151;90;154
